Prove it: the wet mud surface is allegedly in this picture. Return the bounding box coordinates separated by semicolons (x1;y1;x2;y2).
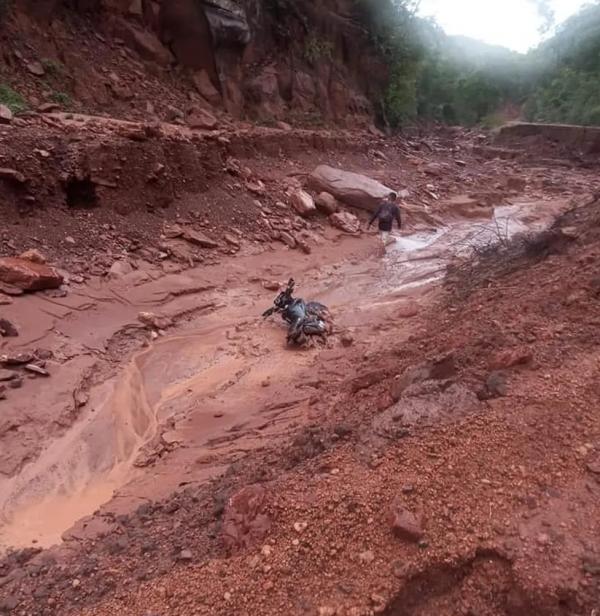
0;195;572;552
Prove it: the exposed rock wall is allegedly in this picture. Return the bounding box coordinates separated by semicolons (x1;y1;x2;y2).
9;0;388;125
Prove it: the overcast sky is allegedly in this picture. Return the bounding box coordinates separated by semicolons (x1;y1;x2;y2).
418;0;588;52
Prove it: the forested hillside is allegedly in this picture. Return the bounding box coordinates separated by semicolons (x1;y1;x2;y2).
369;0;600;128
525;3;600;125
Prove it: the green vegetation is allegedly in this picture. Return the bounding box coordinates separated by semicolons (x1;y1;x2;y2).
50;90;71;107
41;58;66;76
304;36;334;64
0;83;27;113
524;4;600;125
362;0;600;129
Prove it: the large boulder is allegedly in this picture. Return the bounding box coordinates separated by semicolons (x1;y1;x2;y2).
309;165;392;211
0;257;63;291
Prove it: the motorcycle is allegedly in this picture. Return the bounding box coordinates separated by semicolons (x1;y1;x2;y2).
262;278;331;346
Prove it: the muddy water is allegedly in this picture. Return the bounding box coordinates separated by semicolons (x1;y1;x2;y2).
0;197;570;551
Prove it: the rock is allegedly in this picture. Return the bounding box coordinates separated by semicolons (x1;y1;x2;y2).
191;70;221;106
0;319;18;337
0;283;24;296
262;280;280;291
0;370;17;382
187;108;218;130
166;105;184;121
177;549;193;562
293;522;308;533
36;349;53;360
109;81;134;101
1;352;33;365
296;237;312;254
387;502;423;542
38;102;60;113
138;312;172;330
396;301;419;318
279;232;296;249
0;384;5;400
478;371;508;400
164;224;183;239
246;66;284;118
117;21;174;65
246;180;266;195
564;290;587;306
108;260;134;279
221;485;271;554
25;364;49;377
315;192;338;215
0;168;26;184
309;165;392;211
489;348;532;370
19;249;47;264
261;544;272;557
0;296;11;305
276;121;292;131
291;190;317;217
74;389;89;408
358;549;375;564
224;234;241;248
26;61;45;76
0;104;13;124
182;229;220;249
424;163;445;177
329;211;360;234
586;460;600;475
391;353;456;401
341;332;354;347
65;236;76;245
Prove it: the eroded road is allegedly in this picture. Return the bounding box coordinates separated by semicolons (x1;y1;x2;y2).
0;194;573;552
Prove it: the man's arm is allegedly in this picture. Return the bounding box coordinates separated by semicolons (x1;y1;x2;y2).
395;206;402;229
368;205;382;228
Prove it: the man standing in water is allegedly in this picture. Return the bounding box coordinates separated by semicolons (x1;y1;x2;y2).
368;192;402;251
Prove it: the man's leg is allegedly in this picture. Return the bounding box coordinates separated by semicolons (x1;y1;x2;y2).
378;230;388;255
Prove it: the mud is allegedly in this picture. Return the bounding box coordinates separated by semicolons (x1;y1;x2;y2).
0;191;574;553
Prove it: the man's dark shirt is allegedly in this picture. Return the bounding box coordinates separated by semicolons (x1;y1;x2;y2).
369;200;402;232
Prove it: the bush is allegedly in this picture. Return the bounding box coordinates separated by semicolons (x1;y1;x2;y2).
304;36;334;64
0;84;27;113
51;91;71;107
41;58;66;76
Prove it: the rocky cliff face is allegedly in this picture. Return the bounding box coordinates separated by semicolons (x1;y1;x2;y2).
4;0;388;126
